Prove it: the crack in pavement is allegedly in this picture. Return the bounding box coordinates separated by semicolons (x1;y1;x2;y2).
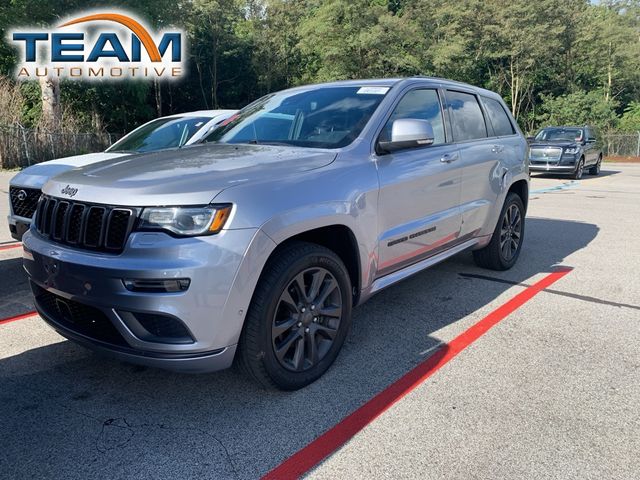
12;392;243;479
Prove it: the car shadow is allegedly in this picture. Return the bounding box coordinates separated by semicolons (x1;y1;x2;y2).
531;168;620;180
0;256;34;318
0;217;598;479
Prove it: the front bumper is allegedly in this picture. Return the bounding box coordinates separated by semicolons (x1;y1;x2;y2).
529;153;578;174
23;226;276;373
529;164;576;173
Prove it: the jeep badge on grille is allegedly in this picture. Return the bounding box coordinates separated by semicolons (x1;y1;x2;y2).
60;185;78;197
17;190;27;201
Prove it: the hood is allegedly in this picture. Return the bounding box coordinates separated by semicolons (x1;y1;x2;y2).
10;152;127;190
43;143;337;206
529;141;579;149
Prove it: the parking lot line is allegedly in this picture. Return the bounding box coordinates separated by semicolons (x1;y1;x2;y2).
0;310;37;325
530;180;580;194
261;266;573;480
0;243;21;251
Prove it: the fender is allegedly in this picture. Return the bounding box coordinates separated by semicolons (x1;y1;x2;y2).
260;201;378;294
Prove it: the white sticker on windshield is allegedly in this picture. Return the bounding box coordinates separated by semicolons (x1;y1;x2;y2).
357;86;389;95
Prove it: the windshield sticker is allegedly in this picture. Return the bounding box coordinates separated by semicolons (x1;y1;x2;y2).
357;86;389;95
220;114;240;126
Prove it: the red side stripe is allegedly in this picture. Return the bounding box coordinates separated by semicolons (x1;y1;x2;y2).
0;310;38;325
0;243;21;251
261;267;573;480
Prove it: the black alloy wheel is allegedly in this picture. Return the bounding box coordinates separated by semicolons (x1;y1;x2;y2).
272;267;343;372
499;203;522;262
238;241;352;390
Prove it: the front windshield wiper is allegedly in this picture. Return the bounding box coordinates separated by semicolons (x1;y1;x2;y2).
245;140;294;147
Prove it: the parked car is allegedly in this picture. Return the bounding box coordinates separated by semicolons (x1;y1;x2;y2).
7;109;237;240
22;78;529;390
528;125;603;179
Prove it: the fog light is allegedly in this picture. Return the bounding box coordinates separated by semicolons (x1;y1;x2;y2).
123;278;191;293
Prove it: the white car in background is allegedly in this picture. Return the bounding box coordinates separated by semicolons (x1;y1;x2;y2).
8;109;237;240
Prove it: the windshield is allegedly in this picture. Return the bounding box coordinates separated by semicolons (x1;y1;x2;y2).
203;86;389;149
535;127;584;142
107;116;211;153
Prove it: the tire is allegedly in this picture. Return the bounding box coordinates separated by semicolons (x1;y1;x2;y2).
237;241;352;390
572;157;585;180
589;155;602;175
473;192;525;271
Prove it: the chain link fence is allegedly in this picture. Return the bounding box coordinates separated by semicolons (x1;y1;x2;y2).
600;132;640;158
0;125;122;170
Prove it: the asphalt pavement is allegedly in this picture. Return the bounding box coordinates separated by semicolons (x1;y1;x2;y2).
0;165;638;479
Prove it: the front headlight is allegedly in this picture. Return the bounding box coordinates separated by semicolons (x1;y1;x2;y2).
138;205;232;236
564;147;580;155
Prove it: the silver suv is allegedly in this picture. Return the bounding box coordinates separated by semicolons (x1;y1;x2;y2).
23;78;529;390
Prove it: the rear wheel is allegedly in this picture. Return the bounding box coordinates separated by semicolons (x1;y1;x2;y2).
238;241;352;390
589;155;602;175
473;192;525;271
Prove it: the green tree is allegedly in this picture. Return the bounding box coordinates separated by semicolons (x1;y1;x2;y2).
537;90;619;131
574;1;640;105
297;0;421;82
619;102;640;132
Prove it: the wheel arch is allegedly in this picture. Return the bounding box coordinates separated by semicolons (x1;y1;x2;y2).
267;224;362;306
507;179;529;214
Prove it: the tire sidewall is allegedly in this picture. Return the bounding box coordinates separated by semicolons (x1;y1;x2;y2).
575;158;585;179
256;249;352;390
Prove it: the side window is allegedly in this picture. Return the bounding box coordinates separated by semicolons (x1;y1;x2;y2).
445;90;488;142
380;89;445;145
481;97;515;136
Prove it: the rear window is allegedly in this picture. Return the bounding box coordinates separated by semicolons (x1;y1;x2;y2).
445;91;487;142
482;97;515;136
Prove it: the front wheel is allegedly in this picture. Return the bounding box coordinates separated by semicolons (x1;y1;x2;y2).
237;241;352;390
473;192;525;271
572;157;585;180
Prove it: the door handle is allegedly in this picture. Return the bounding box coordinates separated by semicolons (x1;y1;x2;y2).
492;145;504;153
440;153;458;163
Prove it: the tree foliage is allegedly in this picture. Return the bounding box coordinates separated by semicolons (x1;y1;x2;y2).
0;0;639;134
537;91;619;131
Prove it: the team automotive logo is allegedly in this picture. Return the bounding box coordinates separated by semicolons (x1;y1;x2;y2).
9;10;185;80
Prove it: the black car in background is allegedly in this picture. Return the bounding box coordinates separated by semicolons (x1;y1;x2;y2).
528;126;603;179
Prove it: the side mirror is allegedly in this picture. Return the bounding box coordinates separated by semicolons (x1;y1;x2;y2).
378;119;435;153
526;136;535;143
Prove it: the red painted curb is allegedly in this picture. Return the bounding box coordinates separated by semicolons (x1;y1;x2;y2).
261;267;573;480
0;310;38;325
0;243;21;252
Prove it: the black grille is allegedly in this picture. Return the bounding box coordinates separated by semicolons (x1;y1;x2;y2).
9;187;41;219
33;285;127;347
35;195;137;253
